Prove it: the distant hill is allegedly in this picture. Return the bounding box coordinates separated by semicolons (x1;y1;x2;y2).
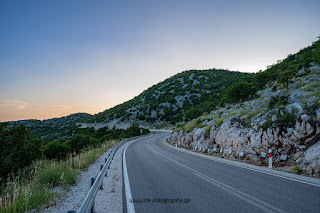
8;113;93;140
8;113;92;128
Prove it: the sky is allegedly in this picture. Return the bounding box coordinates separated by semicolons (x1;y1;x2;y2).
1;0;320;122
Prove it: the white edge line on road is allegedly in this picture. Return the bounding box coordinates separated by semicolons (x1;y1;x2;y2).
123;142;136;213
162;138;320;188
147;143;286;213
193;173;286;213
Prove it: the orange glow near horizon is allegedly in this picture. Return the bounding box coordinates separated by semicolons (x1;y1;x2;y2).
0;103;111;122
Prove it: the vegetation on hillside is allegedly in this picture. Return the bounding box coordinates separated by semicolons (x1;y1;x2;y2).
93;69;252;124
91;38;320;125
0;122;149;187
0;140;118;213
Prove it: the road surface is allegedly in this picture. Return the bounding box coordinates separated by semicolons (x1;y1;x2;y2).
124;132;320;213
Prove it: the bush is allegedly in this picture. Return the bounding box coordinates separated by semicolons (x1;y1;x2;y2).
268;95;288;108
293;164;303;174
216;118;224;126
262;119;274;129
204;125;211;137
276;111;296;128
262;112;295;129
185;122;196;133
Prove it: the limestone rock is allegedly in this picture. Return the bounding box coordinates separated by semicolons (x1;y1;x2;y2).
299;141;320;175
286;102;304;117
316;108;320;121
301;114;311;121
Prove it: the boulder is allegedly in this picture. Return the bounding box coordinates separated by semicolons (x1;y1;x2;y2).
274;89;285;96
317;108;320;121
260;152;267;158
286;102;304;117
301;114;311;122
300;141;320;174
289;90;310;102
272;115;277;122
239;151;245;158
193;128;205;141
280;155;288;161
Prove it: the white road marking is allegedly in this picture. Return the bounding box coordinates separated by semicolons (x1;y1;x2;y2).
123;142;136;213
147;142;286;213
163;139;320;188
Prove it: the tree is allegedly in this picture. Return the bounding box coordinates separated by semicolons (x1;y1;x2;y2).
278;68;295;90
0;123;43;183
312;39;320;65
224;82;256;103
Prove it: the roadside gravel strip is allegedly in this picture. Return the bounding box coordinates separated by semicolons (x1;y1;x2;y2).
35;138;140;213
94;139;128;213
35;146;114;212
95;137;148;213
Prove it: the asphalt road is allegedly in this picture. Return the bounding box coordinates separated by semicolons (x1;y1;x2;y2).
124;132;320;213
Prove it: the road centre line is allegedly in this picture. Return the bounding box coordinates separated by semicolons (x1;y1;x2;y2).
163;139;320;188
147;141;286;213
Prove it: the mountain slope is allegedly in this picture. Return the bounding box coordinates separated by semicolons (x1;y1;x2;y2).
169;39;320;175
93;39;318;128
93;69;252;125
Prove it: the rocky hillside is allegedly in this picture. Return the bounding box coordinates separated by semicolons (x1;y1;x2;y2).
91;38;318;130
169;48;320;176
91;69;251;127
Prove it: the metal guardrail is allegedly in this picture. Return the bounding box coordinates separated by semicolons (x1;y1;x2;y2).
74;136;142;213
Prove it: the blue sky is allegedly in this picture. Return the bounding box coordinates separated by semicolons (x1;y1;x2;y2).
0;0;320;121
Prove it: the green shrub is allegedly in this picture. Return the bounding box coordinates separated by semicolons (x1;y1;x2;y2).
276;111;296;128
268;95;288;108
216;118;224;126
185;122;195;133
262;119;274;129
293;164;303;174
261;111;295;129
204;125;212;137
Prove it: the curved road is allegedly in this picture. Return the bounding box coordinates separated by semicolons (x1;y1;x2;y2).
124;132;320;213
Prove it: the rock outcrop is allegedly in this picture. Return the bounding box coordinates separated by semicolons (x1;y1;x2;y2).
169;66;320;176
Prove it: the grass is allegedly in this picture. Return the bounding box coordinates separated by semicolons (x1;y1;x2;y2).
216;118;224;126
304;90;320;100
184;121;196;133
293;164;303;174
0;140;118;213
204;125;211;137
36;161;78;187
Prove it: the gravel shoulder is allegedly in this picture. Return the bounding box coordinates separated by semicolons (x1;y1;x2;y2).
35;139;135;213
94;139;132;212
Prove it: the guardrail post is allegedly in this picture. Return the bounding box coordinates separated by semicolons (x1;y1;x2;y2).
99;165;104;189
105;158;107;163
90;178;95;213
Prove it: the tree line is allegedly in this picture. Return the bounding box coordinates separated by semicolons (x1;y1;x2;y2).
0;122;149;184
